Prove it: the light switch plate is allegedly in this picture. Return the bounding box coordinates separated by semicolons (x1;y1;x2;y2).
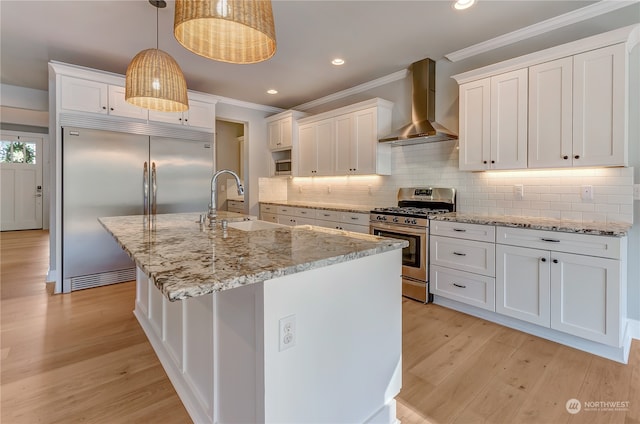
581;185;593;201
514;184;524;200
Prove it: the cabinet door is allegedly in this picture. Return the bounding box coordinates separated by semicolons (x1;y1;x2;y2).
334;114;353;174
60;76;108;114
297;124;316;176
573;43;626;167
352;108;376;175
107;85;149;120
184;99;215;130
459;79;491;170
268;120;281;150
490;69;528;170
148;109;183;125
528;57;573;168
496;245;550;327
279;117;293;148
550;252;621;346
315;119;335;176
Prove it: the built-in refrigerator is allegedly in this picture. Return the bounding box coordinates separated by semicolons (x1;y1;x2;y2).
62;126;213;291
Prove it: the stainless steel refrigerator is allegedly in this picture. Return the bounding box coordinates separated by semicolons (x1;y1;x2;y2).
62;126;213;291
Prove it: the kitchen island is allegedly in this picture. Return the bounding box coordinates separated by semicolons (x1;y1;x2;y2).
99;213;407;424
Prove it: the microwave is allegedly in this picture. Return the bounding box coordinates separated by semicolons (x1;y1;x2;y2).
275;159;292;175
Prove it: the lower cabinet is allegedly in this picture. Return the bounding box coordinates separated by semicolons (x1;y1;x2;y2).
259;204;369;234
496;227;625;347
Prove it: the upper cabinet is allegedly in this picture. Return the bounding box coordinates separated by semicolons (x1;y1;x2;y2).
52;63;218;133
265;110;307;152
454;25;638;171
459;69;528;171
296;98;393;177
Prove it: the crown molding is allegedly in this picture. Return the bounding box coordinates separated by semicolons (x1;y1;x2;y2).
294;69;408;111
445;0;637;63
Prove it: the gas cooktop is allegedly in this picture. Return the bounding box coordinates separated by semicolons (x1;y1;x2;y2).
371;187;456;218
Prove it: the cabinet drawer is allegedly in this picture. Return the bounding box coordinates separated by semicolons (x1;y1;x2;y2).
228;200;243;208
430;236;496;277
430;220;496;242
341;212;369;226
261;212;278;223
293;207;317;219
496;227;622;259
316;210;341;221
277;206;295;216
260;204;278;214
340;223;369;234
430;265;496;311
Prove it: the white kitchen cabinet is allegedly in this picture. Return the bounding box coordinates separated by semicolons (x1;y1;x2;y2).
430;221;496;311
298;119;335;176
107;85;149;120
496;226;626;347
335;107;386;175
227;200;244;214
268;116;292;150
458;69;527;171
572;43;627;167
60;76;109;114
148;99;215;131
454;27;636;171
297;98;393;177
496;244;551;327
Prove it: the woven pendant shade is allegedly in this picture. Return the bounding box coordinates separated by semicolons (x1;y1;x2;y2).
125;48;189;112
174;0;276;64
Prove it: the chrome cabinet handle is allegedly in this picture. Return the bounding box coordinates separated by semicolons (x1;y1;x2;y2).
541;238;560;243
453;228;466;232
151;162;157;215
453;283;467;289
143;162;149;216
453;251;467;256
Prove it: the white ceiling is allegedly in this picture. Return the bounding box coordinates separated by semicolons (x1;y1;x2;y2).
1;1;638;110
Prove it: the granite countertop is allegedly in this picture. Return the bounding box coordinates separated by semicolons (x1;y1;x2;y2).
260;200;377;214
431;212;632;237
99;212;407;301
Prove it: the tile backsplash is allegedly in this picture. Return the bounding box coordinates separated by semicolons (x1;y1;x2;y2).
262;140;633;224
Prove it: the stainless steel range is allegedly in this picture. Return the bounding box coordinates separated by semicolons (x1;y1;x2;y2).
370;187;456;303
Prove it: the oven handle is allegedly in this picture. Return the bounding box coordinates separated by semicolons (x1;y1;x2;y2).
370;222;427;236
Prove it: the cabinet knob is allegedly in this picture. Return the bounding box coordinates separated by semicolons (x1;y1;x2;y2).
184;118;188;122
574;155;580;159
541;257;546;262
552;259;559;264
563;155;569;160
102;106;107;110
179;118;182;121
110;107;114;111
483;160;487;164
491;160;495;164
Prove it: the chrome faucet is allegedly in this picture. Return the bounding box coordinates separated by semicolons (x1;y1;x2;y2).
208;169;244;226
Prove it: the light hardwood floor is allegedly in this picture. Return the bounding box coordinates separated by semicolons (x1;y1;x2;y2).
1;230;638;423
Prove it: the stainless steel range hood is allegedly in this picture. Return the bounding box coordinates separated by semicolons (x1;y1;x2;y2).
379;58;457;146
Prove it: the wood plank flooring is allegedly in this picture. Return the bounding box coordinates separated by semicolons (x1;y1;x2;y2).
2;230;638;423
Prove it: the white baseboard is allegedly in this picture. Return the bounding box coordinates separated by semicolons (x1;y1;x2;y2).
629;318;640;340
434;296;631;364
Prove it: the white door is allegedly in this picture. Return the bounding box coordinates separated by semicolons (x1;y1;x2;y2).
297;124;316;176
315;119;335;176
334;114;353;174
490;68;528;170
459;78;491;171
496;245;551;326
352;108;376;175
550;252;622;346
0;135;43;230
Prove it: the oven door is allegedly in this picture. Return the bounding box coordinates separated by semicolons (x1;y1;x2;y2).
369;222;427;282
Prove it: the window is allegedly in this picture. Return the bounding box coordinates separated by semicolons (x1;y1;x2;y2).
0;140;36;164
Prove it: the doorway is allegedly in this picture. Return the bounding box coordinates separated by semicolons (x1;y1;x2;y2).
215;120;245;211
0;133;44;231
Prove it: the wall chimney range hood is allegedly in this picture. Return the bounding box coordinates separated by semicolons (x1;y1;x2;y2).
379;58;457;146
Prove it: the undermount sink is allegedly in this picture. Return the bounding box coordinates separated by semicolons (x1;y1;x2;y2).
227;220;285;231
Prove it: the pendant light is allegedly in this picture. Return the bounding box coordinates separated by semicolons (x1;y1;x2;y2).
173;0;276;64
126;0;189;112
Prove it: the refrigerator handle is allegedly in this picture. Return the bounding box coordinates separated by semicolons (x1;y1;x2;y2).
151;162;157;215
143;161;149;216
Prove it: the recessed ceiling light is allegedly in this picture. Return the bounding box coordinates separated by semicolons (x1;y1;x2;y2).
453;0;476;10
331;58;345;66
267;89;278;94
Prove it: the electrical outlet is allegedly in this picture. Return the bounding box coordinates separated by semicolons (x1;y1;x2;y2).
279;315;296;351
327;185;331;194
581;185;593;201
368;185;372;195
514;184;524;200
634;184;640;201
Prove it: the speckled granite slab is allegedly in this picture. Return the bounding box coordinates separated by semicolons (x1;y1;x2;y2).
431;213;631;237
260;201;379;214
99;213;407;301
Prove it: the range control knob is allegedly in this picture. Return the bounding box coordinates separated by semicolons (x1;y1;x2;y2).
392;217;399;223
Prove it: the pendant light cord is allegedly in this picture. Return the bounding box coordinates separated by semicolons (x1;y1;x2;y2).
156;4;159;50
